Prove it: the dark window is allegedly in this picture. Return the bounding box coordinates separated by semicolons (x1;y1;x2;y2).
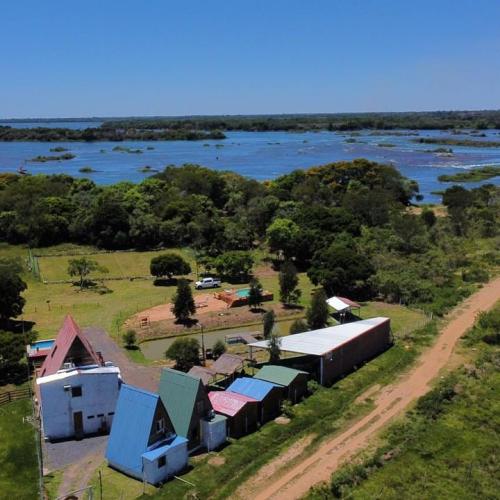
71;386;82;398
158;456;166;468
107;412;114;416
97;414;104;417
87;415;95;419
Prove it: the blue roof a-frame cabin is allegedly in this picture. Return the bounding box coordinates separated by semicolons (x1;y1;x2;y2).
106;384;188;485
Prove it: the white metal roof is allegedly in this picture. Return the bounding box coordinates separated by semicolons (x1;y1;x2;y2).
36;365;120;384
249;317;389;356
326;296;360;311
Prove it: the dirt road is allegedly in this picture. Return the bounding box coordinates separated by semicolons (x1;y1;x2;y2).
252;277;500;500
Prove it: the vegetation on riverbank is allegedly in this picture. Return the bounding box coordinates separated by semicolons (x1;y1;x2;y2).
438;165;500;182
0;125;225;142
102;110;500;132
309;303;500;499
29;153;75;162
413;137;500;148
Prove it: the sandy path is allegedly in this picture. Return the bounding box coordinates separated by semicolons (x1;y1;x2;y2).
252;276;500;500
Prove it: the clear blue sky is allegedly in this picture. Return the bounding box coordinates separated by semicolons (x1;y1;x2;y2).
2;0;499;118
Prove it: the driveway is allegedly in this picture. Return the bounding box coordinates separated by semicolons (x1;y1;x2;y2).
84;327;161;392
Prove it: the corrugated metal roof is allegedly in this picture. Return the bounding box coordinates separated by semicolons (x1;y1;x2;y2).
211;353;244;375
227;377;280;401
141;436;188;462
158;368;204;438
326;296;361;311
249;317;390;356
39;315;100;377
254;365;308;387
106;384;165;477
188;366;215;385
209;390;257;417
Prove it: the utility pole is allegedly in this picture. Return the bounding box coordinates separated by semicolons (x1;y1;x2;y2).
200;324;206;366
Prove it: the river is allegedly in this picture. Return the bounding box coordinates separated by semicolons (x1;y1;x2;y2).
1;121;499;202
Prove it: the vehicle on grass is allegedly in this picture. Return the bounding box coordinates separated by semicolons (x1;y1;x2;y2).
195;277;221;289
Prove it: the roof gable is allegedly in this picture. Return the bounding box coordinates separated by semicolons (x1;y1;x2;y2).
39;315;100;377
211;353;244;375
227;377;280;401
106;384;169;476
209;390;257;417
255;365;308;387
158;368;211;438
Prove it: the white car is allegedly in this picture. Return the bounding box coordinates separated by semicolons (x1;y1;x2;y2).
195;277;222;289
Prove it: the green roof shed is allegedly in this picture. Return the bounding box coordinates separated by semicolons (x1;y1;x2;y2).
254;365;309;403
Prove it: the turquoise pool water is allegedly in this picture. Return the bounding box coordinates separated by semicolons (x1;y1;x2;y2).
31;340;54;350
235;288;250;298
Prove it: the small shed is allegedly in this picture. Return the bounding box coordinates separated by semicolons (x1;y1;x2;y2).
208;390;259;438
211;353;245;377
188;366;216;386
227;377;283;424
158;368;226;452
254;365;309;403
106;384;188;485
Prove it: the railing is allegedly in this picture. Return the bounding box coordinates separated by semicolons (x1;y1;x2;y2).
0;388;31;407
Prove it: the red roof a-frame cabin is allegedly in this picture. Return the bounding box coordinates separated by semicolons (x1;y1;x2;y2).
39;315;102;377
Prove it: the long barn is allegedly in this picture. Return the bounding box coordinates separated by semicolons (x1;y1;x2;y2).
248;317;391;386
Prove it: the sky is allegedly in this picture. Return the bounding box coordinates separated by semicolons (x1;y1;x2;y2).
1;0;499;118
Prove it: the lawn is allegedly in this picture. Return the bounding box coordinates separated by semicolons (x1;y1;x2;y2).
0;399;39;500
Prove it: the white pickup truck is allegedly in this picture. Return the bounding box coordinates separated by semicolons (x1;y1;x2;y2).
195;277;222;290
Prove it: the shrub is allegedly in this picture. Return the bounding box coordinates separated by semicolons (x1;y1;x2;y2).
123;329;137;348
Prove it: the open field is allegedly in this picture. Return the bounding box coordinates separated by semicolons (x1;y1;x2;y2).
0;399;39;499
36;247;194;282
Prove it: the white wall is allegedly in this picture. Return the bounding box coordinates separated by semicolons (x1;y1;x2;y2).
143;442;189;484
39;370;120;440
201;417;227;451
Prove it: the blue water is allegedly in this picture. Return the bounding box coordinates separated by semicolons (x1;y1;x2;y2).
1;122;499;203
235;288;250;298
31;339;54;350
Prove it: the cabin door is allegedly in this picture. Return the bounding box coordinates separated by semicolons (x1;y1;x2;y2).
73;411;84;439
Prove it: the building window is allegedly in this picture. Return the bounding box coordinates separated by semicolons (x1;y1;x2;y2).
156;417;165;433
71;386;82;398
107;412;114;416
158;455;166;468
87;415;95;419
97;414;104;418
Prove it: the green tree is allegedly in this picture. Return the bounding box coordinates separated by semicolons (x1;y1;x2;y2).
268;333;281;363
247;278;264;310
123;329;137;348
214;251;254;282
0;330;31;383
266;218;300;259
212;339;226;359
263;310;276;339
307;238;374;298
289;319;308;334
165;337;200;371
306;289;329;330
150;253;191;280
0;258;27;324
279;261;301;305
67;257;108;290
172;279;196;323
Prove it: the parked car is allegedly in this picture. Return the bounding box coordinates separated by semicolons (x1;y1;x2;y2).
195;277;222;289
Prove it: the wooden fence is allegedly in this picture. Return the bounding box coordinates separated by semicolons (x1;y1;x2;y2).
0;388;31;407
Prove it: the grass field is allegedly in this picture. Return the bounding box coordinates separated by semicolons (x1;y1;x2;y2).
0;399;39;500
36;248;194;282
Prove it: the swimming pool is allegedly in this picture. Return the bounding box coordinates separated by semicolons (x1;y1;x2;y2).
235;288;250;298
31;339;55;350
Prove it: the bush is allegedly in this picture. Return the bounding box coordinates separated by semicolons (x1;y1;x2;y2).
462;266;489;283
123;329;137;348
415;376;457;420
212;339;226;359
289;319;308;335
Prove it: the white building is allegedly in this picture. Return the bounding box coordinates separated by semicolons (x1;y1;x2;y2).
36;315;121;441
